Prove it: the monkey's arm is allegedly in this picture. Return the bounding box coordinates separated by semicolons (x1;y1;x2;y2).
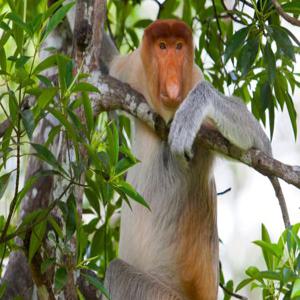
104;259;182;300
169;80;272;160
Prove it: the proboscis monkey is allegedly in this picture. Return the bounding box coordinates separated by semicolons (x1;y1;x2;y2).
105;19;271;300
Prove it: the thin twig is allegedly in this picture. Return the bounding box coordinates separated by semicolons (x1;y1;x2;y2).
272;0;300;26
220;0;248;24
212;0;225;44
220;282;248;300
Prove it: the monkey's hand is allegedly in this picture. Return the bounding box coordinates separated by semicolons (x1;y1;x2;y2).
168;80;272;161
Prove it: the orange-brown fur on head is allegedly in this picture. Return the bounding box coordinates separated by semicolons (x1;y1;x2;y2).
141;20;194;117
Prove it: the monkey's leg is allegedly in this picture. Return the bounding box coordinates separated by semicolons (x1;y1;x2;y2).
104;259;183;300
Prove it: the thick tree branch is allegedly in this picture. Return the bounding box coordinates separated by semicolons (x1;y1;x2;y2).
90;75;300;190
79;74;296;228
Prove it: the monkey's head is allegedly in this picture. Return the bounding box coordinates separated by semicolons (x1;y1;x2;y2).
141;19;194;120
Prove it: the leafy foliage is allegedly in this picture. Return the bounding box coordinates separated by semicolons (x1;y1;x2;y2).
237;224;300;299
0;0;299;299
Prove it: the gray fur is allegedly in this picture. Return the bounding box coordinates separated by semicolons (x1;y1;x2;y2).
104;259;182;300
169;80;272;161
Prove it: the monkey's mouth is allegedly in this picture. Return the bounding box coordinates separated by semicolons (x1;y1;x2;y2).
160;94;182;109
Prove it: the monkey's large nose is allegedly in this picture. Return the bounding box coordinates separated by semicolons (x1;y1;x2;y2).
164;75;182;104
166;81;180;101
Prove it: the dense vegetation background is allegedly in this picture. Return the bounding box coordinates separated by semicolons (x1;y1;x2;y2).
0;0;299;299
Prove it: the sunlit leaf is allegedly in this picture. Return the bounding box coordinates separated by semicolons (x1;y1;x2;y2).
114;181;150;209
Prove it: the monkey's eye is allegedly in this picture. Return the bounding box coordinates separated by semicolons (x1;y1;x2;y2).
176;42;183;50
159;42;167;49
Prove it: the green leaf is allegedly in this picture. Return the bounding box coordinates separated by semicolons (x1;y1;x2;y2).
81;273;111;300
48;216;63;239
85;188;100;216
77;225;88;261
72;82;100;93
245;266;262;280
126;28;139;48
159;0;180;19
33;54;58;74
0;46;6;72
236;278;254;291
82;93;94;137
45;125;61;147
115;158;136;177
54;267;68;291
268;25;295;61
6;12;32;35
44;0;66;20
107;122;119;167
237;37;259;76
133;19;153;28
285;93;297;139
224;280;234;300
0;172;11;199
253;240;282;258
260;271;280;280
264;43;276;84
281;2;300;14
66;193;77;241
29;220;47;262
47;107;78;143
36;74;53;87
90;225;104;258
224;27;249;63
36;87;57;111
1;124;13;167
43;2;75;40
56;55;73;95
31;143;67;175
114;181;150;209
21;109;35;139
9;92;19;125
260;82;271;115
291;279;300;298
15;55;31;69
182;0;192;25
261;224;273;269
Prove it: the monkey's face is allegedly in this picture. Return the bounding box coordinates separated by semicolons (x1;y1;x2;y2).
154;37;186;108
141;20;194;120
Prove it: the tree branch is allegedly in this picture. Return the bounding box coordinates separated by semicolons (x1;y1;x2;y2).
91;75;300;189
86;74;299;227
272;0;300;27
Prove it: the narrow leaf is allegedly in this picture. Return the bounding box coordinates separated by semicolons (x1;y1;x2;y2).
29;220;47;262
224;27;249;63
114;181;150;209
54;267;68;291
81;273;111;300
0;173;11;199
43;2;75;40
21;109;35;139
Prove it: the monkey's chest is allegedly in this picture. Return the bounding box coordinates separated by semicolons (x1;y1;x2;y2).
119;145;215;267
